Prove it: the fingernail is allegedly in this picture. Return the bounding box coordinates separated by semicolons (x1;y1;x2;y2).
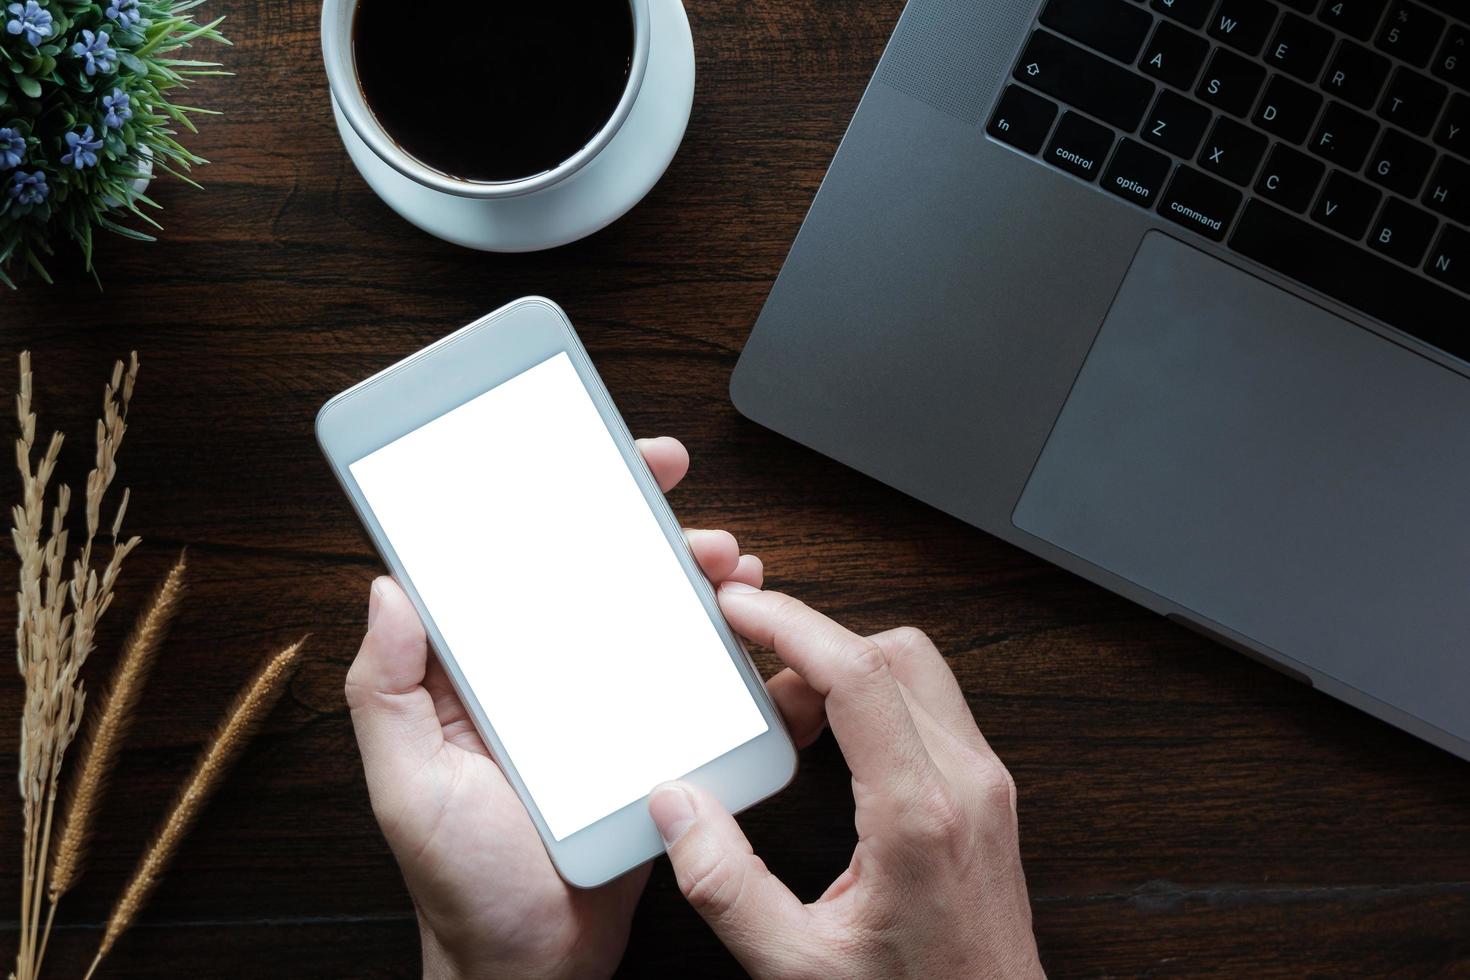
648;783;696;846
719;580;760;595
368;577;388;630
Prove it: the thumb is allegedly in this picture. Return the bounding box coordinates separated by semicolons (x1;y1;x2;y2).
649;781;811;975
345;577;445;790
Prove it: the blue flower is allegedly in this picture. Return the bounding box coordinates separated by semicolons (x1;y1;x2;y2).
0;128;23;170
72;29;118;77
60;125;102;169
7;169;47;207
101;88;132;130
5;1;53;46
104;0;141;29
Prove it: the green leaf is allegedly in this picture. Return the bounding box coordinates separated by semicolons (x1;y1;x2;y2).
97;213;156;241
24;248;53;285
0;0;233;290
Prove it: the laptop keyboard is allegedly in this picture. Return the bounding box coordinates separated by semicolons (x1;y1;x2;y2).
989;0;1470;363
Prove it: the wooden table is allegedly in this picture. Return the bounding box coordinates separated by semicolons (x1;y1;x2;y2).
5;1;1470;976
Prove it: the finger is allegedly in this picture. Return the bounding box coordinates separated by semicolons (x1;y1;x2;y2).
685;529;740;583
729;554;764;588
717;584;938;800
345;578;445;785
897;683;990;788
421;654;490;756
869;627;992;757
637;436;689;493
900;691;1021;828
649;781;813;976
766;668;826;748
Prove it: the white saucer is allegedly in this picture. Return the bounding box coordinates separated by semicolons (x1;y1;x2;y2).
333;0;695;253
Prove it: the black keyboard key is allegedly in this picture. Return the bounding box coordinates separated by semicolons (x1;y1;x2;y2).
1256;74;1325;142
1198;47;1268;116
1323;40;1392;109
1426;223;1470;293
1416;0;1464;17
1143;89;1213;156
989;85;1059;154
1103;138;1174;205
1200;115;1269;183
1265;13;1335;83
1313;169;1383;237
1159;165;1243;239
1435;92;1468;158
1209;0;1280;56
1280;0;1317;11
1258;142;1327;210
1366;128;1435;197
1318;0;1387;41
1375;1;1446;69
1046;111;1116;180
1232;200;1470;361
1423;154;1470;224
1016;31;1157;131
1041;0;1154;62
1311;100;1380;168
1378;68;1449;136
1140;21;1211;90
1433;24;1468;91
1152;0;1213;29
1368;196;1439;265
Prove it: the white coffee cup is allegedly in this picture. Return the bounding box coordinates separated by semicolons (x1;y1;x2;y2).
320;0;695;252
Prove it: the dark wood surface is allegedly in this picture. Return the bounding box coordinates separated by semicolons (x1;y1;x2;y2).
4;1;1470;977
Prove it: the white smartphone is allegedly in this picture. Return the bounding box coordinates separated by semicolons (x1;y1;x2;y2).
317;298;797;887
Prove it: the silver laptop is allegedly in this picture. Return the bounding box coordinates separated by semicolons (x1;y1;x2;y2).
732;0;1470;760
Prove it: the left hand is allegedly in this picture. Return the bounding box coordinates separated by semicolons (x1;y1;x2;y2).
344;437;824;980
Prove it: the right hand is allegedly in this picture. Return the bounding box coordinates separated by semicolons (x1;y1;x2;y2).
648;584;1045;979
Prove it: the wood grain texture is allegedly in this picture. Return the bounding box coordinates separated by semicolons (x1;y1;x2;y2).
3;1;1470;977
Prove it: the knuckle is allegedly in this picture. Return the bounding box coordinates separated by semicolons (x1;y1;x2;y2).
883;626;937;672
906;780;968;846
844;638;890;682
767;590;807;626
343;657;370;709
889;625;933;654
977;758;1019;815
680;850;748;920
765;588;797;610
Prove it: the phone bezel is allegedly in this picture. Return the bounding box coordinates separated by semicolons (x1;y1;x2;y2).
316;297;798;888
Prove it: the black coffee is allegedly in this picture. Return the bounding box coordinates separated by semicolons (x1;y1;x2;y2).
353;1;634;183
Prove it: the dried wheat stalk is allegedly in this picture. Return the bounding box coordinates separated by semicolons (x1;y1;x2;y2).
85;638;307;980
48;552;188;907
12;353;139;980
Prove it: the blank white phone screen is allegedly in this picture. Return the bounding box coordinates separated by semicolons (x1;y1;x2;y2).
349;352;768;840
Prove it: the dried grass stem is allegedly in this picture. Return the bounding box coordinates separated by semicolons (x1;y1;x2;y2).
49;552;188;905
12;352;139;980
86;638;307;980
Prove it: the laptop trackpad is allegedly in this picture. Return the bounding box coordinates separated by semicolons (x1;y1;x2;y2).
1013;231;1469;739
